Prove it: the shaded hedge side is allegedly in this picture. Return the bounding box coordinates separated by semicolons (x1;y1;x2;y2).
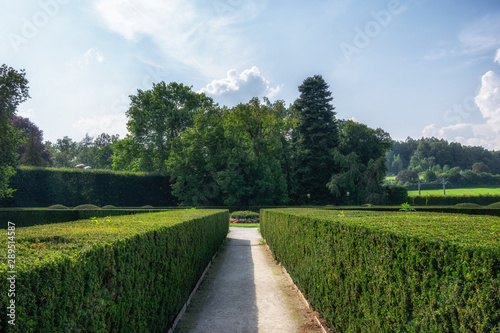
0;210;229;332
0;168;177;208
261;209;500;332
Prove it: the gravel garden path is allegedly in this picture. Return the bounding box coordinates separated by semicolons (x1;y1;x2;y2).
172;227;326;333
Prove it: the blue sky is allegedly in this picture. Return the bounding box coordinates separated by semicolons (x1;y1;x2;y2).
2;0;500;150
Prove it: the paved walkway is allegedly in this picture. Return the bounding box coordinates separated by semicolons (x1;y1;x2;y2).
173;227;324;333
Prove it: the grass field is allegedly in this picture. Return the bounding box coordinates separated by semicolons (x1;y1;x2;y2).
229;223;260;227
408;187;500;196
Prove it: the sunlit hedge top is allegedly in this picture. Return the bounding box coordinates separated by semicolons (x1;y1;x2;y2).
1;209;226;273
263;208;500;250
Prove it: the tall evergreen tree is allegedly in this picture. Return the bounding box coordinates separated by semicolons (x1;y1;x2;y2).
291;75;339;204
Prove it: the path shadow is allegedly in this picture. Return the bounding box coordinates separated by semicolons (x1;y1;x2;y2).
173;228;258;333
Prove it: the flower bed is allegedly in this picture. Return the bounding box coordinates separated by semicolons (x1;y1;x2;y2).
230;210;260;223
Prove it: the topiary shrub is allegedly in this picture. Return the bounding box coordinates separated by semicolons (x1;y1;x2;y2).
487;202;500;209
73;204;101;210
47;204;70;210
455;202;481;208
102;205;117;209
141;205;154;209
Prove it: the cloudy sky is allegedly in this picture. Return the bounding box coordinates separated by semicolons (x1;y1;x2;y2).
2;0;500;150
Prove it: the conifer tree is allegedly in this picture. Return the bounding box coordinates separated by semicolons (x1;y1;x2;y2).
291;75;339;204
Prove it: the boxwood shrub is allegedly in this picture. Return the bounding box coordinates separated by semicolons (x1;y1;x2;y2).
0;209;229;332
261;208;500;332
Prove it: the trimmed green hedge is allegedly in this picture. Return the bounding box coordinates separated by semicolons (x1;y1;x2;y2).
0;209;167;229
0;167;177;207
261;208;500;332
410;194;500;206
0;209;229;332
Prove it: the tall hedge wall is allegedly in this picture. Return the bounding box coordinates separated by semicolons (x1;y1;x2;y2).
0;167;177;207
0;209;229;332
261;208;500;332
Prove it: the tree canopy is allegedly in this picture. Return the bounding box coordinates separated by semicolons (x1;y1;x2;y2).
113;81;214;173
0;64;29;199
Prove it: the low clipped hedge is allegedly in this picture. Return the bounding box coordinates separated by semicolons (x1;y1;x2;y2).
0;209;229;332
261;208;500;332
0;208;167;229
410;194;500;206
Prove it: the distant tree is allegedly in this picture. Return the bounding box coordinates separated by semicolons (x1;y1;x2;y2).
396;169;419;184
290;75;339;204
472;162;490;174
423;169;437;182
48;136;78;168
11;115;50;166
0;64;29;198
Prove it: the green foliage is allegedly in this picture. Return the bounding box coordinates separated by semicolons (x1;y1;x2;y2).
290;75;339;204
396;169;419;184
73;204;101;210
261;208;500;332
0;167;177;207
0;210;228;332
0;64;30;199
399;202;415;211
385;185;408;205
12;116;50;167
47;204;70;210
230;211;259;219
411;194;500;206
113;82;213;173
168;98;289;206
327;150;388;205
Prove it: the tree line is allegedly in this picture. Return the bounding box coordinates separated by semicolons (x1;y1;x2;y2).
2;64;395;205
388;137;500;188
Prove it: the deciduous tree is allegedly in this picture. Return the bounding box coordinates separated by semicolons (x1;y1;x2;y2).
0;64;29;198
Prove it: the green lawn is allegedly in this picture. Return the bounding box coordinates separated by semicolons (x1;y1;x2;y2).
229;223;260;228
409;187;500;196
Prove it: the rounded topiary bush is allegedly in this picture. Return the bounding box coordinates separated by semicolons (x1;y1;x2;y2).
73;204;101;210
487;202;500;208
454;203;482;208
102;205;117;209
47;204;70;210
141;205;154;209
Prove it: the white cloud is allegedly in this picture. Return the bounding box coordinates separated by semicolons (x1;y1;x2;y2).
72;114;128;139
475;70;500;130
200;66;282;106
93;0;266;76
495;48;500;65
421;70;500;150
